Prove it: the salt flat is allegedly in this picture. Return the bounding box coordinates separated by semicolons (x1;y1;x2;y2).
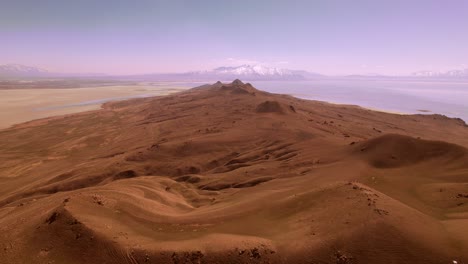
0;84;189;129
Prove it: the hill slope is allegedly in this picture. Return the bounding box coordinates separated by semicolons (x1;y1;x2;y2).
0;80;467;263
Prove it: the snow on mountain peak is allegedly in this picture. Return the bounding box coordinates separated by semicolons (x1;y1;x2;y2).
213;64;292;76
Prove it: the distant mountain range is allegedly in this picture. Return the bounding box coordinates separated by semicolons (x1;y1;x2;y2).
1;63;468;81
0;64;108;79
209;65;324;80
128;65;324;81
0;64;49;78
0;63;322;81
411;69;468;78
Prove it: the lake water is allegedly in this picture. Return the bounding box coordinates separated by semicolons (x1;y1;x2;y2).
250;79;468;122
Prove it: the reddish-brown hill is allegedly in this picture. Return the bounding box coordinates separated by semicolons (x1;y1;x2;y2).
0;80;467;263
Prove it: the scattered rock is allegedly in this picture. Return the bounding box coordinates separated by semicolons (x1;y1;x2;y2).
92;195;104;206
250;248;261;259
45;212;59;224
374;208;389;215
171;251;204;264
335;251;353;264
149;143;159;150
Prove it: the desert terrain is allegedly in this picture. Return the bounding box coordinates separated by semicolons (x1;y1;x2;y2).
0;82;189;129
0;80;467;264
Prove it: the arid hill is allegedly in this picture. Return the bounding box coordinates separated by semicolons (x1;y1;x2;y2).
0;80;467;264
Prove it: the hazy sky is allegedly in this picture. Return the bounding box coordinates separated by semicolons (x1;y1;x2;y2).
2;0;468;75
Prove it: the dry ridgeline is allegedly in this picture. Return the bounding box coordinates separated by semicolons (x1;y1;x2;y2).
1;80;468;264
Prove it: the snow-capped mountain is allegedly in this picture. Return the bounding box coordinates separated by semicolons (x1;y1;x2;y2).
0;64;49;77
205;64;322;80
213;65;295;77
412;69;468;78
120;65;324;81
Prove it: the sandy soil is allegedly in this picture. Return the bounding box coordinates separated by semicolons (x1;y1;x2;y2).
0;84;187;129
0;80;467;264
